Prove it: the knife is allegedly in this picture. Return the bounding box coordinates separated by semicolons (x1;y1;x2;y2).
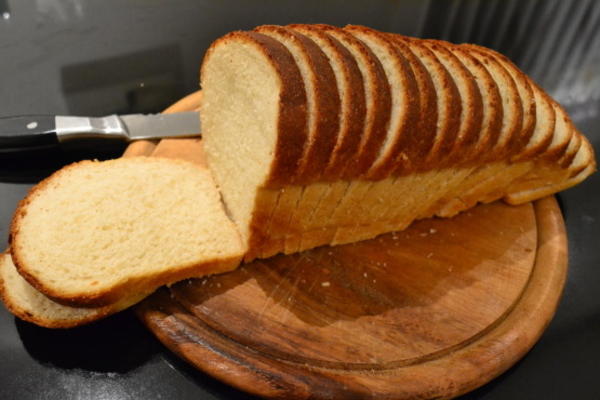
0;112;201;153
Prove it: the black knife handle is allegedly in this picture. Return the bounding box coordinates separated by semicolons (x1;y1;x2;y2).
0;115;59;153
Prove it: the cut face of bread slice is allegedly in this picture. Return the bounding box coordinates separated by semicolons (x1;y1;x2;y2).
0;252;148;328
11;157;244;307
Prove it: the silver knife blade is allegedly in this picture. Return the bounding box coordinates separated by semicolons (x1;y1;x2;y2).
121;112;201;140
55;112;201;142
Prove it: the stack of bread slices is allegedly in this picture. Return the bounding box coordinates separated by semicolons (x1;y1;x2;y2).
0;24;595;328
200;24;595;261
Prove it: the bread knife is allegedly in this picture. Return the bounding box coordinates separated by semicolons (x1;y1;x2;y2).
0;112;201;153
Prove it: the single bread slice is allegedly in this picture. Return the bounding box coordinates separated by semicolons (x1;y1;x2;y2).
0;252;149;328
10;157;244;307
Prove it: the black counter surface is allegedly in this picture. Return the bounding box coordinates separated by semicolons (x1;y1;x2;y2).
1;1;599;399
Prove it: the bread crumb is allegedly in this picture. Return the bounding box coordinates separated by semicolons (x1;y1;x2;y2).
429;228;437;234
427;252;433;258
321;281;330;287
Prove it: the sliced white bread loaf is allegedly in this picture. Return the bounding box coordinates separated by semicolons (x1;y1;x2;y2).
199;24;596;261
10;157;244;307
0;252;148;328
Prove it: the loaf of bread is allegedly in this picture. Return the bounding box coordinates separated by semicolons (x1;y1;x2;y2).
200;24;595;261
9;157;244;307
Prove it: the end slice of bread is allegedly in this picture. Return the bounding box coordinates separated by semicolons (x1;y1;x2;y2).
0;252;148;328
10;157;244;307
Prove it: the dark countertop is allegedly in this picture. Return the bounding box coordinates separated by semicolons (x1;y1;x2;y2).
1;1;599;399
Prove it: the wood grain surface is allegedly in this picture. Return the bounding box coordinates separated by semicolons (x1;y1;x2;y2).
133;92;568;399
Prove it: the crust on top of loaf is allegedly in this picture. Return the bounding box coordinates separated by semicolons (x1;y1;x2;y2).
345;25;419;179
254;24;340;183
318;24;392;178
10;157;244;308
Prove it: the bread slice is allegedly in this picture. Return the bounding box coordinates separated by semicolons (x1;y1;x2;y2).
505;135;596;204
331;34;463;243
383;39;486;225
0;252;148;328
10;157;244;307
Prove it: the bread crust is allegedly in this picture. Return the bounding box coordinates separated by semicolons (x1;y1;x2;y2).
288;24;366;181
345;25;419;179
254;25;340;183
448;45;503;162
463;44;537;157
385;35;437;171
421;40;481;166
460;44;524;159
315;25;391;178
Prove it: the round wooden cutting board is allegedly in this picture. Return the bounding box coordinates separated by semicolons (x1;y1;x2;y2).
134;92;568;399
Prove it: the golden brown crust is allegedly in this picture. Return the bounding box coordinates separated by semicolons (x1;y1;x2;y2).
387;34;438;172
345;25;419;179
447;44;503;163
288;24;367;181
254;25;340;184
463;44;537;156
318;24;392;178
460;44;523;160
422;40;482;166
201;31;308;186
